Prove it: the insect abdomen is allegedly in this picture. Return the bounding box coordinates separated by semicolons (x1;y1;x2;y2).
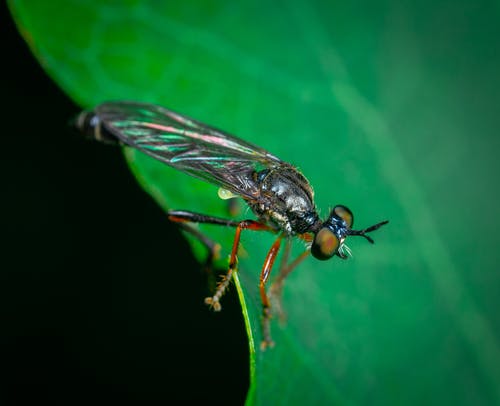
74;111;120;145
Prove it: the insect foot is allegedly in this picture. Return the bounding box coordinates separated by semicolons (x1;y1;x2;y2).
204;296;222;312
204;268;234;311
260;336;275;351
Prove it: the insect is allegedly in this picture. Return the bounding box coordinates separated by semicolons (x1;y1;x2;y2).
76;101;388;349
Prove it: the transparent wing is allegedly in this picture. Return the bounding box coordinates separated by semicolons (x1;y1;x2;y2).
95;101;283;198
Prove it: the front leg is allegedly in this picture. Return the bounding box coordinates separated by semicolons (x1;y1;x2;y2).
259;234;285;350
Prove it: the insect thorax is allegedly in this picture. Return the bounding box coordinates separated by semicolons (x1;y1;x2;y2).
249;165;319;234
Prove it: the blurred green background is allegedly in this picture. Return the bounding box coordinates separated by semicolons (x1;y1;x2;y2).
3;0;500;405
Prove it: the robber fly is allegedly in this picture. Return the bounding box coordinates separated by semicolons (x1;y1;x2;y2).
76;101;388;349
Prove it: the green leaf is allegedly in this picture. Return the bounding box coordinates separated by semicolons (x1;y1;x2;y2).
9;0;500;404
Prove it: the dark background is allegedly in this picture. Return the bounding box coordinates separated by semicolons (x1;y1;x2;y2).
1;3;248;404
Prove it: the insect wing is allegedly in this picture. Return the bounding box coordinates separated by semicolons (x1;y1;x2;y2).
95;101;282;198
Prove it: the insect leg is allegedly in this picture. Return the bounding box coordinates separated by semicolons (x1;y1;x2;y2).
268;233;312;321
270;248;311;323
269;238;292;322
168;210;274;311
259;234;284;350
204;219;273;311
168;210;242;227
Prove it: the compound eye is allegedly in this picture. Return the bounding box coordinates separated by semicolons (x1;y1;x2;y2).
311;228;339;260
333;205;354;228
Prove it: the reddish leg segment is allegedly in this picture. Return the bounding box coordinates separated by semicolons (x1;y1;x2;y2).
168;210;274;311
205;219;273;311
168;209;294;349
270;249;310;322
259;234;284;349
270;233;311;294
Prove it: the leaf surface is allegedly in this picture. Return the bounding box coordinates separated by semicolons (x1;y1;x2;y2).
9;1;500;404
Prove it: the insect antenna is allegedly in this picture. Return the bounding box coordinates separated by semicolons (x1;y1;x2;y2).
348;220;389;244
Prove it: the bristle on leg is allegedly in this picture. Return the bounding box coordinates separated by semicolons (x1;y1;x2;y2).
204;268;234;312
